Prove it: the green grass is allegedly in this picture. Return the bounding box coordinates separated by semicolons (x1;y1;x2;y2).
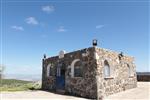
0;79;41;91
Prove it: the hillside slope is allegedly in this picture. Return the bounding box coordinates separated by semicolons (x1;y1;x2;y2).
0;79;41;91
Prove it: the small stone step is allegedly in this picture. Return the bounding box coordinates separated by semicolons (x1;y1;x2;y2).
56;89;65;94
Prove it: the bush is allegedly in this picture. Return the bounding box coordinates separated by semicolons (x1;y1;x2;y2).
27;82;41;90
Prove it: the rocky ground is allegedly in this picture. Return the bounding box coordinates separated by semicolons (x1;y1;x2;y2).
1;82;150;100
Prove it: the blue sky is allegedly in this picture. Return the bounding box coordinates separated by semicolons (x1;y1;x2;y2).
1;0;149;76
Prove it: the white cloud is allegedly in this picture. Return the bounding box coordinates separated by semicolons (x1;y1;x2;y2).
11;26;24;31
96;25;104;29
25;17;39;25
42;5;55;13
57;26;67;32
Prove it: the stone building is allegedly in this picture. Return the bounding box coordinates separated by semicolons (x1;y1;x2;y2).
42;41;137;99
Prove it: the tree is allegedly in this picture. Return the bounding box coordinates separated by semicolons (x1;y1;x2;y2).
0;64;5;79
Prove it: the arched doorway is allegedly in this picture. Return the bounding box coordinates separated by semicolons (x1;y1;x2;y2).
56;63;65;90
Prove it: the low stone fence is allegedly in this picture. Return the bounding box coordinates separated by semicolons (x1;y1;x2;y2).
137;72;150;82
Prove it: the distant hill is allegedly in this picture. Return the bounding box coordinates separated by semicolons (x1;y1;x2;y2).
1;79;32;85
3;74;41;81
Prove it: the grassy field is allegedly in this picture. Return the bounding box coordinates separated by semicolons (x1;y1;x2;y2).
0;79;41;91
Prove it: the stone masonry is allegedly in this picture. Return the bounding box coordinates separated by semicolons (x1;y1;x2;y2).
42;46;137;99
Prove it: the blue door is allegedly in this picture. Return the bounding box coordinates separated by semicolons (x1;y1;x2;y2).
56;66;65;90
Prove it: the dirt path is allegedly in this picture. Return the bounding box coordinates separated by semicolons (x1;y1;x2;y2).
1;82;150;100
1;91;89;100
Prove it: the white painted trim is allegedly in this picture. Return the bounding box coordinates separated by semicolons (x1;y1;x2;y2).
47;64;51;77
103;60;111;78
94;52;99;59
104;64;110;77
70;59;80;77
57;67;61;76
127;64;133;77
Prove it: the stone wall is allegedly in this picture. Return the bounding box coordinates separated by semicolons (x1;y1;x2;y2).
42;47;137;99
137;72;150;81
137;75;150;81
42;56;58;91
64;47;97;98
42;47;97;99
95;47;137;98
